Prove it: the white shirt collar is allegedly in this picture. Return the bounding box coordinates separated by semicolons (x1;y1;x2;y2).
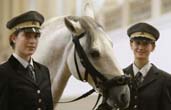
13;53;34;68
133;62;152;77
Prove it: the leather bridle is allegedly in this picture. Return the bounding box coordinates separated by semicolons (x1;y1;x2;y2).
72;32;130;110
73;32;130;87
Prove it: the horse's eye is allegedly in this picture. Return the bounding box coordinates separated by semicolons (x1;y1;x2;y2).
89;49;100;58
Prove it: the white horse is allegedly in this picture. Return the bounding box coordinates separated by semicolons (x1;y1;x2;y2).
34;3;130;110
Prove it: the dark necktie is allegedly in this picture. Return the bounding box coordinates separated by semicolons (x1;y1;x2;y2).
27;64;36;82
134;72;143;87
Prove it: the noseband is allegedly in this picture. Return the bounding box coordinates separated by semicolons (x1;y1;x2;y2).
72;33;130;109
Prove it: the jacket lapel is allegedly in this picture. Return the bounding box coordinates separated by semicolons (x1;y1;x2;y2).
8;55;38;86
139;64;159;88
33;61;42;86
123;64;134;79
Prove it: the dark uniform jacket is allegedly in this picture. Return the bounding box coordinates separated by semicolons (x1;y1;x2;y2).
122;64;171;110
0;55;53;110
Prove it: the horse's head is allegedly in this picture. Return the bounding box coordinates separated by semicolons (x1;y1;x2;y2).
64;15;130;109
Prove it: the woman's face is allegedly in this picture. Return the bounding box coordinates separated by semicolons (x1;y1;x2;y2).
130;40;155;61
11;31;40;60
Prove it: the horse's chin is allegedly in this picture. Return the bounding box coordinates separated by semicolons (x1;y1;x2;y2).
107;99;129;109
106;85;130;109
96;102;127;110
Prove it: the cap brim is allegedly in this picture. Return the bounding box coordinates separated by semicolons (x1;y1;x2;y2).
21;27;40;33
129;31;156;41
131;37;154;43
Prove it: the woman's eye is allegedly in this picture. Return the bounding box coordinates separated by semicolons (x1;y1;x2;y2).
35;33;40;38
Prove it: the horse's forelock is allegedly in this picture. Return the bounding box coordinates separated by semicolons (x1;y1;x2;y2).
79;16;99;33
79;16;101;49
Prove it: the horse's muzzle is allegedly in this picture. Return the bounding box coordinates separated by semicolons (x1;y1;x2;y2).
97;75;131;109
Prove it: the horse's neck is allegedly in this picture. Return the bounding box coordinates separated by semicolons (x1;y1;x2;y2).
33;17;72;81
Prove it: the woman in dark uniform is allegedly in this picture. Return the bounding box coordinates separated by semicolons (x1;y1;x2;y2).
123;22;171;110
0;11;53;110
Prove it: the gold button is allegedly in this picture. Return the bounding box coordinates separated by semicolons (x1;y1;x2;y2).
134;105;138;108
38;98;42;103
37;108;42;110
37;90;40;94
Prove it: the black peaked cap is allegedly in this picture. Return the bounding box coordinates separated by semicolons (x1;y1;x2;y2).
6;11;44;29
127;22;160;41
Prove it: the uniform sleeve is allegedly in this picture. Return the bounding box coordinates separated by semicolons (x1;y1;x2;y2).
0;69;8;110
161;75;171;110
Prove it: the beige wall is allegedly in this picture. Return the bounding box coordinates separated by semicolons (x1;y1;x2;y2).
97;0;171;32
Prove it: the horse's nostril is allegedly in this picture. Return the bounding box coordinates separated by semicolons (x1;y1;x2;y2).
120;94;128;104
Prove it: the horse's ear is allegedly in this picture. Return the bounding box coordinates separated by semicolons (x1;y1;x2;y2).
83;0;95;19
64;16;84;35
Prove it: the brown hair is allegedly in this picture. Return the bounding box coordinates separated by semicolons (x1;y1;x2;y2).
9;30;20;49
